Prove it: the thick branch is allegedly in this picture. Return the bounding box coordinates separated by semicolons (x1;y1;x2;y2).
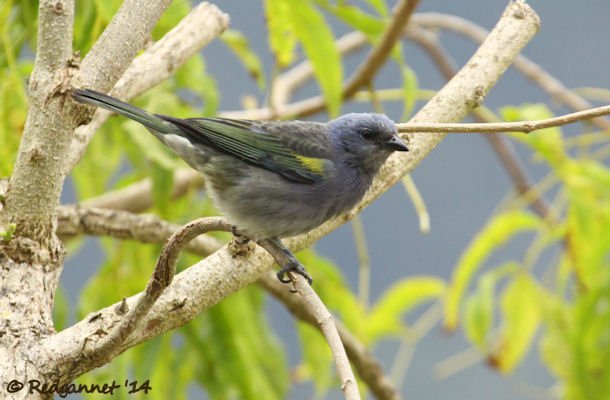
2;0;76;238
68;3;229;173
79;0;171;92
55;205;395;398
39;0;540;382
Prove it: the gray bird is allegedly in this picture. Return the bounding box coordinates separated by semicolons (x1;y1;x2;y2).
72;89;408;283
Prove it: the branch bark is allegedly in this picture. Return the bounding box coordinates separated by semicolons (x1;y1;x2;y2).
39;0;541;385
68;2;229;173
79;0;171;92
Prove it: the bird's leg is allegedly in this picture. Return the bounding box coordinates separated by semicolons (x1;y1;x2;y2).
267;237;313;285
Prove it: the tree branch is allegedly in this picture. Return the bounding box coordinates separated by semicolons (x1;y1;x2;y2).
68;2;229;173
411;13;610;132
259;274;400;400
226;0;420;119
57;205;224;255
405;25;553;220
55;205;396;398
80;217;231;370
395;105;610;133
79;0;171;92
39;0;541;384
2;0;76;238
82;168;203;212
255;241;360;399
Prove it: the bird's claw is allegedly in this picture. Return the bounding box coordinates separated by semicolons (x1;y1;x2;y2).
276;261;313;285
231;226;250;245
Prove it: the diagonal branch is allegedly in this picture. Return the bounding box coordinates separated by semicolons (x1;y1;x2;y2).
411;12;610;132
79;0;172;92
227;0;420;119
260;274;400;400
39;0;541;384
255;241;360;399
68;2;229;173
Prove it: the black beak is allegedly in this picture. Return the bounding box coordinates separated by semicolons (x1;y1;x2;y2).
384;134;409;152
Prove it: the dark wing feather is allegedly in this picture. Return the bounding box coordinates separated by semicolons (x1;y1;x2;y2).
158;116;332;184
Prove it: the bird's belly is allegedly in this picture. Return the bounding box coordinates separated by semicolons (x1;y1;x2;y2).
205;172;360;239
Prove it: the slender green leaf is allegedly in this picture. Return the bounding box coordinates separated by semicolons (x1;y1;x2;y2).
444;210;540;330
464;262;519;349
264;0;297;67
221;29;266;89
366;276;445;341
285;0;343;116
490;273;542;372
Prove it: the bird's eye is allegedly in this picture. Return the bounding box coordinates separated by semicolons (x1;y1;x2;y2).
360;128;376;141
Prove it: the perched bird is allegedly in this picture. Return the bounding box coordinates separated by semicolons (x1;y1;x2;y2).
72;89;408;283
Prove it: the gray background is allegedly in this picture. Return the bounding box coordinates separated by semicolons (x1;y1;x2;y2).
62;1;610;399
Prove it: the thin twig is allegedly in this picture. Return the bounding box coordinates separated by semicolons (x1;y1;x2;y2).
395;105;610;133
255;241;360;400
260;274;400;400
82;217;231;367
405;25;552;219
351;215;371;310
411;13;610;132
229;0;419;119
343;0;421;99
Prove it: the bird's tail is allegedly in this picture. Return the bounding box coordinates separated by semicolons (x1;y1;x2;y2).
72;88;174;134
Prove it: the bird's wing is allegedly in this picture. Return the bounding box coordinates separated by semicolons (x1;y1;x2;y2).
158;116;333;184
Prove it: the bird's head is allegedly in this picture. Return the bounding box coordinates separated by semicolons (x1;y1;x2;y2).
328;113;408;173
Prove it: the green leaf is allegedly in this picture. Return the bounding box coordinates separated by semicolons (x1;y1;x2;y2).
490;273;542;373
264;0;297;67
221;29;266;89
318;1;385;35
285;0;343;116
198;287;288;400
363;0;389;16
501;104;566;168
366;276;445;341
464;262;519;349
400;64;418;120
444;210;540;330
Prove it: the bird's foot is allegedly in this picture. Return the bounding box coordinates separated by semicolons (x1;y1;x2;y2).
231;226;250;245
276;260;313;286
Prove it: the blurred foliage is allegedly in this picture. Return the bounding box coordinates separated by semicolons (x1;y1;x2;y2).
3;0;610;399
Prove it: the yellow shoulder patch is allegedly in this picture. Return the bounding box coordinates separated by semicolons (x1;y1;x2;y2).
295;155;325;174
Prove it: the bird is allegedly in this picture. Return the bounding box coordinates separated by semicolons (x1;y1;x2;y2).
71;88;409;284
